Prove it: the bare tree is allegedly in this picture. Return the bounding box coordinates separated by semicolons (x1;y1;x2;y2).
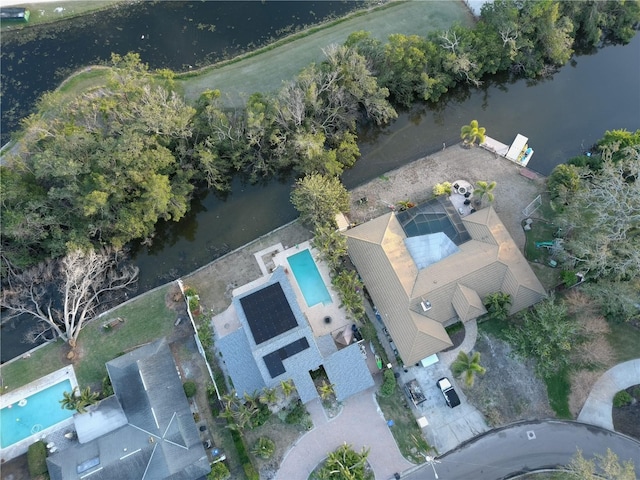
1;247;138;348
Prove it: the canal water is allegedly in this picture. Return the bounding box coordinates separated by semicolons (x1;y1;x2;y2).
1;3;639;362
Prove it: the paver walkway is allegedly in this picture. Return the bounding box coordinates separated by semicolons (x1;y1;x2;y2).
578;358;640;430
437;319;478;366
276;388;413;480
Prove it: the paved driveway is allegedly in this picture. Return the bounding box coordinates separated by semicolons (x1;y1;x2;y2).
578;358;640;430
398;362;489;454
276;388;413;480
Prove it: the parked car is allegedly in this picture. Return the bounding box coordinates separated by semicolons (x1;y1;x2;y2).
436;377;461;408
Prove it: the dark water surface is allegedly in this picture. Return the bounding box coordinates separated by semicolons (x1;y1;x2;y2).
1;0;362;144
1;3;639;362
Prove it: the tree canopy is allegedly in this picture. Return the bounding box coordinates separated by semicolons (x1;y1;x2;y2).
1;53;196;268
290;173;350;229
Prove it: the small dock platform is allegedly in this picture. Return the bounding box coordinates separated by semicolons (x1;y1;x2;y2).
481;134;534;167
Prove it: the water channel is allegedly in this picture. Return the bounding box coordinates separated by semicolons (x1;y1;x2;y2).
1;2;639;362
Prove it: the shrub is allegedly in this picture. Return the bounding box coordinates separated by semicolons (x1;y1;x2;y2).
101;376;114;398
184;286;198;297
198;325;213;350
613;390;633;408
250;402;271;428
285;400;307;425
432;182;452;196
561;270;578;287
380;369;396;396
208;461;231;480
252;436;276;459
183;381;197;398
27;441;48;477
243;463;259;480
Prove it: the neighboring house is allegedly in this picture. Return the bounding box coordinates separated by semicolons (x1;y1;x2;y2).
46;340;210;480
344;198;546;365
216;268;374;403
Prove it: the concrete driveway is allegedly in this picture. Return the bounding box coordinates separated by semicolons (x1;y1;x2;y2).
398;361;489;454
578;358;640;430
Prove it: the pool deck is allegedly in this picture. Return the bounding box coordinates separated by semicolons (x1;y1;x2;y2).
1;365;78;462
225;241;352;340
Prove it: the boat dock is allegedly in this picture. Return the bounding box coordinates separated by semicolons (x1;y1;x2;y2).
481;134;534;167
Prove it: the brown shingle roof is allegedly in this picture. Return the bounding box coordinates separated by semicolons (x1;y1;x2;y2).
345;206;545;365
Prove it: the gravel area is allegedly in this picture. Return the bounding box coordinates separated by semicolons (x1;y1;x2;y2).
466;332;554;426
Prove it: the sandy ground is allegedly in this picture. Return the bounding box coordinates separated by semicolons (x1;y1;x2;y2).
348;144;545;250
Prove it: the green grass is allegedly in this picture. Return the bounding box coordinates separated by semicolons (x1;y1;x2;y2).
74;285;175;387
0;285;177;394
477;316;511;341
0;341;67;394
607;321;640;363
544;367;572;419
524;220;558;264
0;1;123;31
177;1;473;107
376;389;428;464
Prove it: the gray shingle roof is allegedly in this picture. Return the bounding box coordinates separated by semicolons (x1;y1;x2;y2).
47;340;210;480
219;267;374;404
324;344;375;402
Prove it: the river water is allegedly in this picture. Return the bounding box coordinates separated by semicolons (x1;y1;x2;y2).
1;3;639;361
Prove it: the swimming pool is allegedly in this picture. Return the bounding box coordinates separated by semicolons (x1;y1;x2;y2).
1;379;74;448
287;249;332;307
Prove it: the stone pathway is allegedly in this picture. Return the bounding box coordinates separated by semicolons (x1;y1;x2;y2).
578;358;640;430
276;389;413;480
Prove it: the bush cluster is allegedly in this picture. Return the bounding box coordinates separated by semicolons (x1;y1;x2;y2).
27;441;48;477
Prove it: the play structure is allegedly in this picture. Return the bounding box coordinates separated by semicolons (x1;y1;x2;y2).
535;241;555;248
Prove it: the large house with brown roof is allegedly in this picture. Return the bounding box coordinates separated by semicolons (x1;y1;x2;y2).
344;197;546;365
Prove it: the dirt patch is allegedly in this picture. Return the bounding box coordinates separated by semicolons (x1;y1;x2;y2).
613;385;640;441
243;412;308;480
348;144;546;250
465;332;553;426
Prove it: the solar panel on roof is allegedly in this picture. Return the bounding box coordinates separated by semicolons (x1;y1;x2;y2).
263;337;310;378
240;283;298;344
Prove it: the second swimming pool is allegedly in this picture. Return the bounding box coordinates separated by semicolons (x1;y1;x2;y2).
1;379;74;448
287;249;332;307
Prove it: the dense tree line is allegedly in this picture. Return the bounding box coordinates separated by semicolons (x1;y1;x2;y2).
2;1;638;272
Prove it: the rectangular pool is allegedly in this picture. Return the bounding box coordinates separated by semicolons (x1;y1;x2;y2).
1;379;74;448
287;249;332;307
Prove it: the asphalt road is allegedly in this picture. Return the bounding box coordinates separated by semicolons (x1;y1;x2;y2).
401;420;640;480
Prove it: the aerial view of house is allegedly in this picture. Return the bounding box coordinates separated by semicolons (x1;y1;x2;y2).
344;197;546;365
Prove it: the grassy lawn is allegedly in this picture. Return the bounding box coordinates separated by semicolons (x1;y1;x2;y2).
0;1;123;31
608;321;640;363
0;341;67;394
0;285;176;394
376;389;427;464
177;1;473;106
74;285;176;388
544;368;572;419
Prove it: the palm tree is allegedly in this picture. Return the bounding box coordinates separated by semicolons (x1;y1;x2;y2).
259;387;277;406
60;388;79;412
451;351;486;387
474;181;497;206
60;386;99;413
484;292;512;321
318;380;336;401
460;120;486;147
280;379;296;398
